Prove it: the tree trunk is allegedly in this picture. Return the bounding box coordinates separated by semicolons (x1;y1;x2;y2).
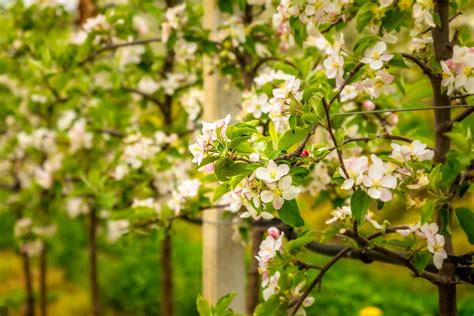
39;244;47;316
431;1;457;315
247;227;264;315
21;251;35;316
89;208;101;316
76;0;96;26
160;228;173;316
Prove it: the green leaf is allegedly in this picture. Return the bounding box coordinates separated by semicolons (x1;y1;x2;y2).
196;294;212;316
389;53;409;68
254;295;281;316
455;207;474;244
214;159;254;182
356;3;375;33
350;190;371;223
278;127;308;152
414;252;432;273
278;200;304;227
213;183;230;203
214;292;237;315
353;35;379;55
218;0;233;14
421;200;435;224
381;8;411;32
269;121;278;150
439;153;463;189
287;231;315;252
320;225;343;243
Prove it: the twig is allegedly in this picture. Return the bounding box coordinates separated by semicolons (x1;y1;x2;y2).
400;53;433;76
274;124;318;161
417;12;462;36
275;64;364;162
451;94;473;100
444;107;474;130
321;18;342;33
249;57;303;81
290;247;350;314
329;63;364;105
79;38;162;66
121;85;168;116
322;98;349;178
94;128;124;138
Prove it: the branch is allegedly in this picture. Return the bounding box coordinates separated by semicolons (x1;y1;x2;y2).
274;124;318;161
290;247;350;314
275;64;364;162
323;98;349;178
249;57;302;82
321;18;342;33
417;11;462;36
329;63;364;105
121;85;167;114
79;38;162;66
451;94;473;100
446;107;474;129
345;231;444;285
400;53;433;76
93;128;124;138
305;242;474;284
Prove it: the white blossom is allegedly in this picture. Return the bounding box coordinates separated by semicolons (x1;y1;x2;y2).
260;176;300;210
362;155;397;202
360;42;393;70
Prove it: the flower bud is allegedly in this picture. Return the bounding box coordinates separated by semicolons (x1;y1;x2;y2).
267;227;280;239
387;113;399;126
300;149;310;157
362;100;376;111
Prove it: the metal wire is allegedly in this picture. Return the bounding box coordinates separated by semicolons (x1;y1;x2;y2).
332;104;474;116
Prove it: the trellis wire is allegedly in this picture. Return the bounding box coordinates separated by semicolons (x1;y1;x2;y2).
332;104;474;116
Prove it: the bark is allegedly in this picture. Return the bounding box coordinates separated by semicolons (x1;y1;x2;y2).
247;228;264;315
160;229;173;316
21;251;35;316
431;1;457;315
39;245;47;316
76;0;96;26
89;207;101;316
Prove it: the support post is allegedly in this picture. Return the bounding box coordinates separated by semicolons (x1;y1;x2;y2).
202;0;246;311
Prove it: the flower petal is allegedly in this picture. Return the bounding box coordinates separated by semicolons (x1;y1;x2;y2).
260;190;274;203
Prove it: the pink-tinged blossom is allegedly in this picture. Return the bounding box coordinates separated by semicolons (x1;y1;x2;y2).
391;140;434;162
262;272;280;301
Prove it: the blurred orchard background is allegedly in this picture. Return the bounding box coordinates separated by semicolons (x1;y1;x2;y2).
0;0;473;316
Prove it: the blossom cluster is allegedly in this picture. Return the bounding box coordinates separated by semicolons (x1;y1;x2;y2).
161;3;187;43
255;227;316;311
13;217;56;256
340;141;434;201
325;205;448;269
441;46;474;95
256;227;284;300
189;115;231;165
218;160;300;220
324;39;395;99
113;131;177;180
397;223;448;269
